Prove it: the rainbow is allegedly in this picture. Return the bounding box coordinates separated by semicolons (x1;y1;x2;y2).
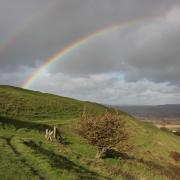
22;16;162;89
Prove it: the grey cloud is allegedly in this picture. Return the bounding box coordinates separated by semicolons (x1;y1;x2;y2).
1;0;179;72
53;7;180;84
30;72;180;105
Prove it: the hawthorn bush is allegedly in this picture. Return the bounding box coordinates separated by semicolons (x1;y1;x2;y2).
79;111;129;158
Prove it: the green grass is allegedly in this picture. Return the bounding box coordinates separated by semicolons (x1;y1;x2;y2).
0;85;120;120
0;85;180;179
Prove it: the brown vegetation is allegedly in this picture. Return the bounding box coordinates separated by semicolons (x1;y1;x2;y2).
170;151;180;162
79;111;129;158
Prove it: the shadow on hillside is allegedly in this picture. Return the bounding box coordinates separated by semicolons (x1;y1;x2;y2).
0;116;73;146
0;136;45;179
61;137;73;145
0;136;19;155
23;140;109;180
0;116;50;132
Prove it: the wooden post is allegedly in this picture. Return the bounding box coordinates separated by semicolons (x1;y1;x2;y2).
45;129;48;140
53;126;57;139
49;130;53;141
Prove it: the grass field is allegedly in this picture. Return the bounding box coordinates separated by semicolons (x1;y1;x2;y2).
0;85;180;179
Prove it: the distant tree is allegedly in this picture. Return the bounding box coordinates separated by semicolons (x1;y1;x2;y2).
79;111;129;158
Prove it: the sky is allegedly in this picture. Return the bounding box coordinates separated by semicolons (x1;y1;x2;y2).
0;0;180;105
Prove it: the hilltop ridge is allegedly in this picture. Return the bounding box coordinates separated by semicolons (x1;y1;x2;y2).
0;85;123;120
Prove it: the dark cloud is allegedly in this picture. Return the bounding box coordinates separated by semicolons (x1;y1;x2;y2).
54;7;180;85
1;0;179;70
0;0;180;104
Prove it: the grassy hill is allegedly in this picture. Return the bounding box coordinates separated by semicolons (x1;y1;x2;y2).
0;85;117;120
0;85;180;179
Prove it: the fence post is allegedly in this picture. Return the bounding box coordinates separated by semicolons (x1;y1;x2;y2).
53;126;57;139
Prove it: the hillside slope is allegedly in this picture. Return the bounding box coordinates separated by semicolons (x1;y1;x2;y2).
0;85;121;120
0;85;180;179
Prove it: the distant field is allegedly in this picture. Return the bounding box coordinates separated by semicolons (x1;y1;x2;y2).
117;104;180;120
137;118;180;135
156;124;180;130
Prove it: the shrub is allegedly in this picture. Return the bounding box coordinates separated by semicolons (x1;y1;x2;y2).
79;111;129;158
170;151;180;162
160;127;169;132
